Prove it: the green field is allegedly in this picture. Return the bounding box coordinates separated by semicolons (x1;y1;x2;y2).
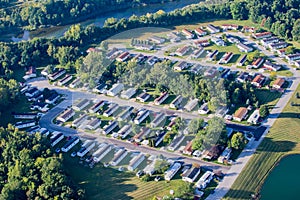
255;89;282;108
224;84;300;200
63;154;186;200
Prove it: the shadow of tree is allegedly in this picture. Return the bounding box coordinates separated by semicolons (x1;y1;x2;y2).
256;138;296;153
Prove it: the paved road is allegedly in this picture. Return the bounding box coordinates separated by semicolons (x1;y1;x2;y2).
205;33;300;200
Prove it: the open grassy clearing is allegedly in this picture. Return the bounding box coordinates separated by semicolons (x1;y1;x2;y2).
224;84;300;200
63;153;186;200
255;89;282;108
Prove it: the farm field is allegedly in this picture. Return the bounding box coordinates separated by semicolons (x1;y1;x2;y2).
224;84;300;199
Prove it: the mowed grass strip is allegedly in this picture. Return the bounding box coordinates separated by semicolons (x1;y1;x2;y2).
224;84;300;200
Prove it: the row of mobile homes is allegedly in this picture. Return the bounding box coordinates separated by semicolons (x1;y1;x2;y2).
149;36;165;44
15;120;36;129
128;154;145;171
137;92;151;102
107;83;124;97
86;118;101;130
134;127;151;143
89;101;105;113
72;114;88;128
170;95;183;109
50;132;64;147
217;147;232;164
103;103;119;117
168;134;185;151
134;109;150;124
57;108;75;122
58;74;72;86
110;149;128;166
69;77;81;88
184;99;198;111
73;99;90;111
222;24;238;30
118;124;132;139
195;171;215;189
77;140;96;157
150;112;165;128
154;92;169;105
164;162;182;181
102;121;118;135
182;167;201;183
117;106;134;121
48;69;66;81
12;112;37;120
61;137;80;152
93;143;112;162
121;88;136;99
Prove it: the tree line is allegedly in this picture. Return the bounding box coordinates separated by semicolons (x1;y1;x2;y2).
0;126;84;200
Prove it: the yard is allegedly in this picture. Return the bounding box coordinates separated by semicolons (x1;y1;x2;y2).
224;84;300;199
254;89;282;108
63;154;187;200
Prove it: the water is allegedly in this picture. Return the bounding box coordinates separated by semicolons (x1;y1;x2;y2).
260;154;300;200
32;0;201;39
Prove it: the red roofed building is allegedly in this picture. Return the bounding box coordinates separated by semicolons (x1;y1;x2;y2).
251;74;266;87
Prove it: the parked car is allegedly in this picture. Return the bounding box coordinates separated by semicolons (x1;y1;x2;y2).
136;170;144;178
71;151;77;157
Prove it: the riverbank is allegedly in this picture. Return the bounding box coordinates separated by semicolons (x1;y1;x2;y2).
224;84;300;199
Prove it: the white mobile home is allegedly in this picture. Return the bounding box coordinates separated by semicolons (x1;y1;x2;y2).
170;95;183;109
117;106;134;121
118;124;132;139
50;132;64;147
45;93;60;105
61;137;80;152
107;83;124;96
103;103;119;117
120;88;136;99
48;69;66;81
69;77;81;88
89;101;105;113
136;92;151;102
150;112;165;128
133;127;151;143
57;108;75;122
93;143;112;162
164;162;182;181
72;114;88;128
182;167;201;183
134;109;150;125
154;131;167;147
195;171;214;189
77;140;96;157
86;118;101;130
15;120;36;129
128;154;145;171
184;99;198;111
102;121;118;135
12;112;37;120
58;74;72;86
154;92;169;105
168;134;185;151
218;147;232;164
73;99;90;111
110;149;128;166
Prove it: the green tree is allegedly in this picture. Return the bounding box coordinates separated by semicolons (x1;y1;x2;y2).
259;105;269;118
231;132;247;150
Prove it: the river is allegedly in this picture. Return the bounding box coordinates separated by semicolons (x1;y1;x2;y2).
260;154;300;200
29;0;201;39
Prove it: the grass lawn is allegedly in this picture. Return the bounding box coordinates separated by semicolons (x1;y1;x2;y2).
224;84;300;200
255;89;282;108
63;154;186;200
